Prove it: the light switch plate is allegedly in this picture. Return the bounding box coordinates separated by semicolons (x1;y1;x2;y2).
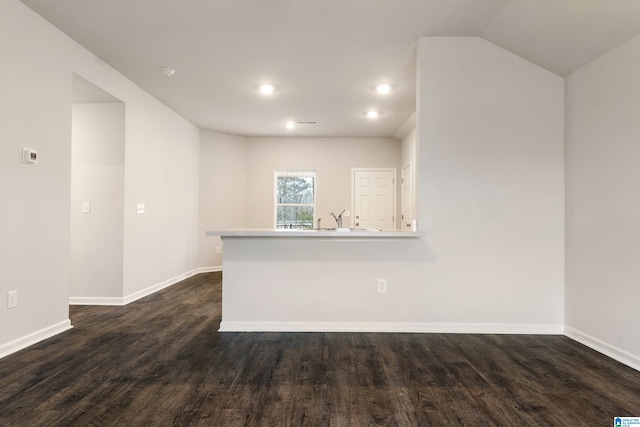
82;201;91;213
136;203;145;214
8;290;17;309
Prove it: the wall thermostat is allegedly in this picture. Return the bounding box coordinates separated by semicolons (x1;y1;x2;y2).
22;148;38;164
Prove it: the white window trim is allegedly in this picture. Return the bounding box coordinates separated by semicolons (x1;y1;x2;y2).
274;170;317;229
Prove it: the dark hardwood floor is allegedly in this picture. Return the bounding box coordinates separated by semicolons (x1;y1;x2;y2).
0;272;638;426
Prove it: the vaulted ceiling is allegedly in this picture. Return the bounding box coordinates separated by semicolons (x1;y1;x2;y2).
20;0;640;138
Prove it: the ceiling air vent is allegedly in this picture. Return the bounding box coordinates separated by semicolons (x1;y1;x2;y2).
296;121;318;125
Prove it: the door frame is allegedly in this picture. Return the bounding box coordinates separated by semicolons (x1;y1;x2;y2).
401;162;413;230
351;168;398;230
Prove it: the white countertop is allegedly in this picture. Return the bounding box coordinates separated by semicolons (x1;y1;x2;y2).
206;228;424;238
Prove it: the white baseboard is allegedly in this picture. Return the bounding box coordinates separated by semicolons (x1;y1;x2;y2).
192;266;223;274
69;266;223;306
565;326;640;372
219;321;564;334
0;320;72;360
68;296;125;306
122;268;218;305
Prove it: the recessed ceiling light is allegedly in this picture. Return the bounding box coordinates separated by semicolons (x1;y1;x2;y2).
367;110;379;119
286;121;296;129
259;84;275;95
376;84;391;94
161;67;176;77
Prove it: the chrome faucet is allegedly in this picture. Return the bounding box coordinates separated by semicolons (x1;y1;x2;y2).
317;218;322;230
330;210;345;228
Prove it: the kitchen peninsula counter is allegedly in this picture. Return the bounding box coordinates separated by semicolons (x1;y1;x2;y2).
207;228;429;333
207;228;424;238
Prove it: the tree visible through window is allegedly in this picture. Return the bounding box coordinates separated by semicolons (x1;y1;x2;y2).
275;171;315;229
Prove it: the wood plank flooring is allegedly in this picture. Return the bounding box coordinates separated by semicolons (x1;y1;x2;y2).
0;272;639;426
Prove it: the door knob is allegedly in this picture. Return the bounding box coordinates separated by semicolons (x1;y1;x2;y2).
356;222;360;226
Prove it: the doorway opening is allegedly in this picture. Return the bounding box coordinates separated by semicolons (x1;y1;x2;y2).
70;74;125;304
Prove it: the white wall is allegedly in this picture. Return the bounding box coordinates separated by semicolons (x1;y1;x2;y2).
198;130;247;268
416;37;565;329
121;102;200;297
244;137;401;229
0;0;73;355
0;0;200;357
401;128;416;228
71;103;125;299
565;33;640;370
401;128;416;175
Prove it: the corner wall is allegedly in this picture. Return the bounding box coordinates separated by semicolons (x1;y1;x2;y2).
198;130;247;268
415;37;565;329
565;33;640;370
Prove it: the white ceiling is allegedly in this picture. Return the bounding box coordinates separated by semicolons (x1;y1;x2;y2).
20;0;640;138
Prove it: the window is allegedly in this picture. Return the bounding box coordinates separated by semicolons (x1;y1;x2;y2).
275;170;315;229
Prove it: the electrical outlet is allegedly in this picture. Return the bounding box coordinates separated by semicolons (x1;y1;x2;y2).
378;279;387;293
8;290;17;309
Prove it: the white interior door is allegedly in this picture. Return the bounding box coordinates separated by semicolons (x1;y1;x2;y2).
353;169;396;230
401;163;412;229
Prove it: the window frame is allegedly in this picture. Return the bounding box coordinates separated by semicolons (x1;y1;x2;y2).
274;170;316;229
